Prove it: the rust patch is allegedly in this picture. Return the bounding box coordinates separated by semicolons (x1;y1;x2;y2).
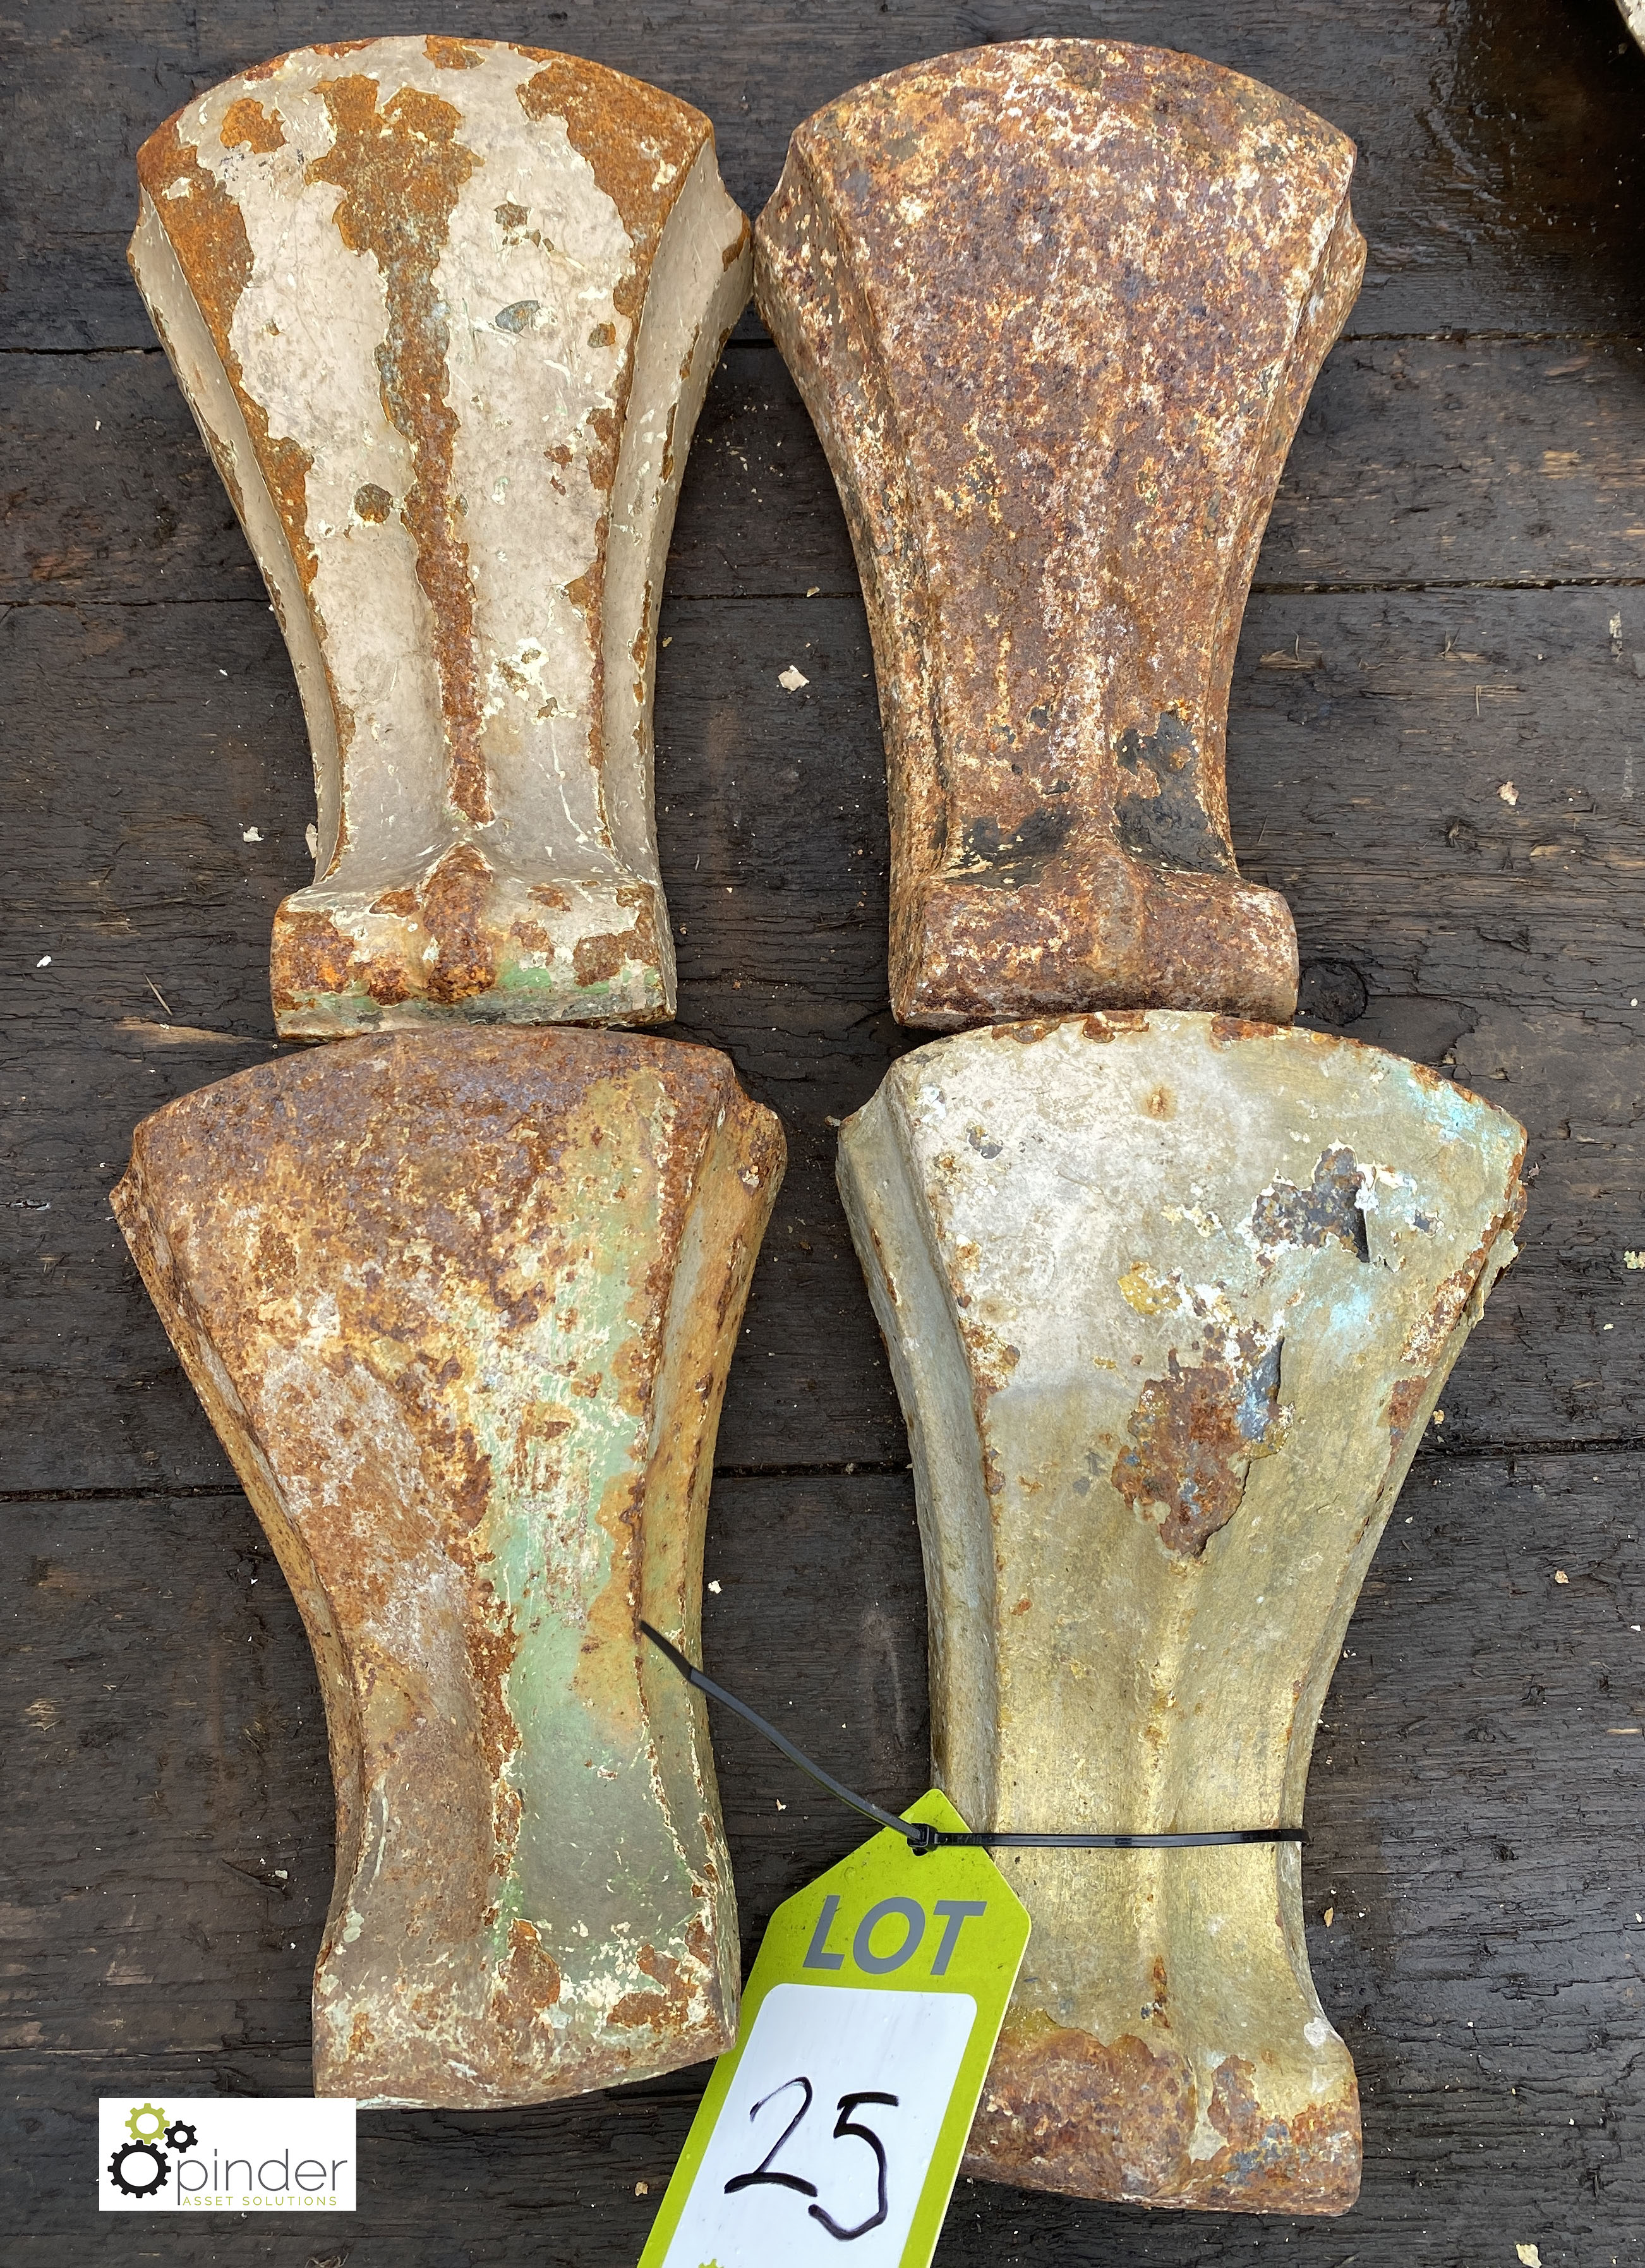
563;561;609;778
1385;1374;1427;1457
1194;2053;1361;2212
425;35;483;69
631;582;653;680
572;929;633;988
1208;1015;1283;1048
309;76;491;824
1400;1167;1526;1372
610;1941;694;2032
135;122;317;593
603;884;660;983
969;2019;1195;2204
1081;1010;1149;1042
417;842;499;1004
221;97;285;152
959;1317;1021;1408
967;2018;1359;2211
1112;1329;1287;1556
505;916;554;955
269;907;363;1013
560;884;658;993
354;481;392;523
274;867;668;1027
461;1593;523;1855
1249;1147;1368;1264
582;406;620;494
490;1915;562;2022
755;44;1363;1024
865;1222;900;1307
516;58;707;251
362;961;416;1008
111;1025;783;2108
1400;1262;1474;1370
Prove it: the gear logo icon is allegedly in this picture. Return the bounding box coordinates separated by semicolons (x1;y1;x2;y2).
164;2120;198;2151
125;2102;167;2143
108;2141;170;2198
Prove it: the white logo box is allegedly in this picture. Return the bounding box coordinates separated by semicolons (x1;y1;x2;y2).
99;2097;356;2212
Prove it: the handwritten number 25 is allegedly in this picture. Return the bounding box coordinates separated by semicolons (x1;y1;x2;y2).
725;2075;898;2241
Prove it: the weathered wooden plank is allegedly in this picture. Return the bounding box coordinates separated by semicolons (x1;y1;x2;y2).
2;1452;1637;2258
0;588;909;1488
2;0;1640;2258
12;336;1645;611
1229;585;1645;1449
4;583;1643;1486
6;0;1645;353
0;341;850;608
1271;336;1645;592
0;1478;928;2063
0;351;259;608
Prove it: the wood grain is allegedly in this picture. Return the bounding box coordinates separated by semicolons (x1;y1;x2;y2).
6;579;1643;1479
3;0;1644;2259
15;335;1645;610
2;1457;1639;2258
8;0;1645;348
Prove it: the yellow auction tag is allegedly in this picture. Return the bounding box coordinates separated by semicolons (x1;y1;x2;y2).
637;1790;1030;2268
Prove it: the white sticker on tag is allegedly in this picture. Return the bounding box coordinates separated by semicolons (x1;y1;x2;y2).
661;1984;975;2265
639;1790;1030;2268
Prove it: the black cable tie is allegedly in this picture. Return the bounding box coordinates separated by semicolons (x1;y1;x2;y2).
639;1623;1306;1856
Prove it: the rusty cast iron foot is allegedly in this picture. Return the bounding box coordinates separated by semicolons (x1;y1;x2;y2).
113;1027;783;2108
838;1012;1525;2211
130;39;750;1037
756;41;1365;1028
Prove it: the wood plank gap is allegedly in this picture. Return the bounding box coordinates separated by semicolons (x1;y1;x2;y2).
1342;330;1645;346
20;571;1645;615
0;1481;250;1504
1250;577;1645;596
1421;1436;1645;1460
711;1459;913;1480
0;346;164;358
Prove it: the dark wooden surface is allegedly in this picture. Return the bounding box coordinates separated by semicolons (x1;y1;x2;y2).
4;2;1645;2261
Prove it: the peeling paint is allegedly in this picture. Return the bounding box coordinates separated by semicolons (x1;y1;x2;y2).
111;1026;784;2108
1247;1146;1370;1266
1112;1327;1287;1557
129;39;752;1035
838;1010;1525;2212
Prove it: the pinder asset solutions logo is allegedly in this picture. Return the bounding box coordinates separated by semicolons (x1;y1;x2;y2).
99;2097;356;2212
